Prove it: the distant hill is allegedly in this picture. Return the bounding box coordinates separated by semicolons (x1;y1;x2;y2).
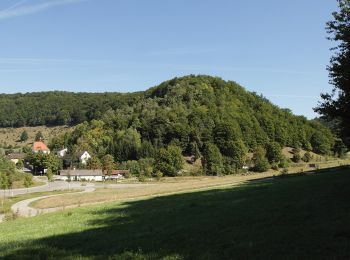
42;75;336;165
0;91;139;127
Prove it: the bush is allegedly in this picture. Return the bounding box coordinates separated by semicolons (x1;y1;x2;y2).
278;155;289;168
302;152;311;162
153;170;163;181
253;158;270;172
292;148;301;163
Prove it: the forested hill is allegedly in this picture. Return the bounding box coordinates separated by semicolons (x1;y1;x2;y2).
0;91;140;127
45;75;336;166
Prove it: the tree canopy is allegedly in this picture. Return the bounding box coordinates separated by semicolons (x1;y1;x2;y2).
315;0;350;147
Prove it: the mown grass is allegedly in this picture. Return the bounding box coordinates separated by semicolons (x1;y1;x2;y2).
0;167;350;259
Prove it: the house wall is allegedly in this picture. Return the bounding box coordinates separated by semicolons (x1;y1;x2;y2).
59;175;103;181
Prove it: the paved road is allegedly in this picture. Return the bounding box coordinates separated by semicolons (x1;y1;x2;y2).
0;179;88;198
11;185;96;218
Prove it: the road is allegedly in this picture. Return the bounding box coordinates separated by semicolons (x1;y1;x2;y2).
0;177;86;198
11;185;96;218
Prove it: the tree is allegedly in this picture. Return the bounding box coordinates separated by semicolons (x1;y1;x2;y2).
102;154;115;179
266;142;282;164
0;173;8;200
23;173;33;192
252;147;270;172
154;145;184;177
222;140;247;174
46;168;54;186
16;160;24;170
302;152;312;162
87;157;102;170
20;131;28;142
315;0;350;146
292;148;302;163
35;131;44;141
333;138;348;157
310;132;332;155
201;143;224;176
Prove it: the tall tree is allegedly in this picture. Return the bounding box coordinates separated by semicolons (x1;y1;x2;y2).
316;0;350;146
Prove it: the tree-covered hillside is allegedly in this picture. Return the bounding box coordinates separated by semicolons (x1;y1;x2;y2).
0;91;140;127
44;75;339;175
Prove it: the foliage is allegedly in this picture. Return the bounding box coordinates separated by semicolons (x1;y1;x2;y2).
23;173;34;189
154;146;184;177
292;148;302;163
201;143;224;175
252;147;270;172
26;152;62;174
333;138;347;158
87;157;102;170
46;168;54;183
20;131;28;142
102;154;115;176
2;75;338;174
315;0;350;147
302;152;312;163
266;142;282;164
35;131;44;141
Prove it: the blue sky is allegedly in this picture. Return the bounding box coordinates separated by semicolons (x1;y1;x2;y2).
0;0;338;118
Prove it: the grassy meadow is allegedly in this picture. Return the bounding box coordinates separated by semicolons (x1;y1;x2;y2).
0;166;350;259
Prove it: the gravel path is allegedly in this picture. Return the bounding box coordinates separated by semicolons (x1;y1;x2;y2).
10;185;96;218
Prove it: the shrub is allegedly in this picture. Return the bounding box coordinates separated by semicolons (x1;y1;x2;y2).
302;152;312;162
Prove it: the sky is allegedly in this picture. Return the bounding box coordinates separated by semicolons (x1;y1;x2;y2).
0;0;339;118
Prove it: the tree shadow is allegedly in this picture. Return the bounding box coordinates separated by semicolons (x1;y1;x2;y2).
2;166;350;259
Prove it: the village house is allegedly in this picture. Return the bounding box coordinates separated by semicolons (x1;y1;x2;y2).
59;169;128;181
59;169;104;181
78;151;91;165
32;141;50;154
6;153;26;165
57;148;68;157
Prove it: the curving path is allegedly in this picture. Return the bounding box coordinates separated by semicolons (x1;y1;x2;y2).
10;185;96;218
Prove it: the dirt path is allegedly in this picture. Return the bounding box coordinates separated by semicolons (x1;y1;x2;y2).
10;186;95;218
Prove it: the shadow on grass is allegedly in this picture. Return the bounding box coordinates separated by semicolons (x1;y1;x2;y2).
2;166;350;259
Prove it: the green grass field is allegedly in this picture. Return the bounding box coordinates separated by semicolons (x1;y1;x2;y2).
0;167;350;259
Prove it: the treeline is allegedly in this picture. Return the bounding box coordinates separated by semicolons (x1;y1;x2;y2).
48;75;342;176
0;91;140;127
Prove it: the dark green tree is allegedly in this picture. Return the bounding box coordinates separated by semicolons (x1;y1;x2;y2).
315;0;350;146
20;131;28;142
201;143;224;175
35;131;44;141
266;142;282;164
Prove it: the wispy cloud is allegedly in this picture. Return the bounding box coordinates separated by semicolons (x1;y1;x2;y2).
0;0;87;20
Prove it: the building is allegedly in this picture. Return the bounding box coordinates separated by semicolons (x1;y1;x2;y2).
6;153;26;164
103;170;129;180
78;151;91;165
32;141;50;154
59;169;103;181
57;148;68;158
59;169;129;181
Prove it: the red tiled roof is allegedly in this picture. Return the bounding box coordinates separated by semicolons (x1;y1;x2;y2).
103;170;129;176
33;141;50;151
